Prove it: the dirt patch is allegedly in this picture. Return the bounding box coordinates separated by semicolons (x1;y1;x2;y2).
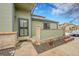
33;37;74;54
15;40;31;49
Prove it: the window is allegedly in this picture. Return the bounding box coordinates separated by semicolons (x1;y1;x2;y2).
44;22;50;29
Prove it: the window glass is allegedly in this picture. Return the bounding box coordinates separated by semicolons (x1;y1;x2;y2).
24;29;27;35
20;29;24;36
20;20;27;27
44;22;50;29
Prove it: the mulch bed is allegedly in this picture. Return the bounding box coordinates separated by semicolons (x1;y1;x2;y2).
33;36;74;54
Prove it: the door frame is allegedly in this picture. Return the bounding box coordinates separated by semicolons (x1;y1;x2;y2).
18;18;29;37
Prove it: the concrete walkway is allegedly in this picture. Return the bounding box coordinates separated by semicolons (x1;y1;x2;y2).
15;42;38;56
15;37;79;56
39;37;79;56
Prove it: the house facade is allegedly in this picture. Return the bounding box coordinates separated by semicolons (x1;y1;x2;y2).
0;3;64;43
0;3;36;49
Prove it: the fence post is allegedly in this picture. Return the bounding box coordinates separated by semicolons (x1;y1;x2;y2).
35;26;41;45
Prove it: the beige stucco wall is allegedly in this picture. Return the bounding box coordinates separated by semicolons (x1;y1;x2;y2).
0;3;14;32
0;33;17;50
65;25;75;32
77;26;79;30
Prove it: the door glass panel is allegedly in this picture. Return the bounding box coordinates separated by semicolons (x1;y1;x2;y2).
20;20;24;27
24;29;27;35
24;21;27;27
20;29;24;36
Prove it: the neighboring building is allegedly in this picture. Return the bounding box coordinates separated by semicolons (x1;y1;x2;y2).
58;23;77;33
0;3;64;42
76;26;79;30
31;15;64;41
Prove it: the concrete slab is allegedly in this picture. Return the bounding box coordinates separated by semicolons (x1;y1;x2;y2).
39;38;79;56
15;42;38;56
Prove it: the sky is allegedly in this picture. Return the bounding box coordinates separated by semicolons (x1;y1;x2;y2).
32;3;79;25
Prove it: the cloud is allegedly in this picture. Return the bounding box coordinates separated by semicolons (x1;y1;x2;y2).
35;6;39;10
52;8;64;15
51;3;74;16
51;3;79;20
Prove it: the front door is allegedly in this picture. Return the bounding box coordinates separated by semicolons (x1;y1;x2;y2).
19;18;28;37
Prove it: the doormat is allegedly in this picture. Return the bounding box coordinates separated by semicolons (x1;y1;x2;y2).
33;38;74;54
